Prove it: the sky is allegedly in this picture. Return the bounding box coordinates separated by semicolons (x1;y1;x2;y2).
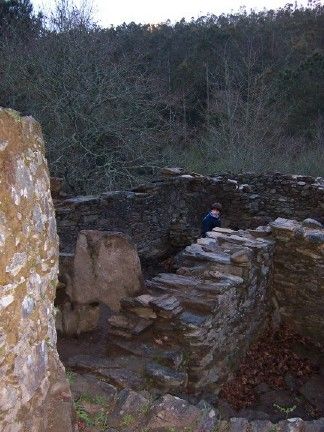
32;0;315;27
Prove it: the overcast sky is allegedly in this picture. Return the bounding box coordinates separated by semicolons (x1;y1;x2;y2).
32;0;315;27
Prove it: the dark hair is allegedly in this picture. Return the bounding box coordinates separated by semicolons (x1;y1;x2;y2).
211;202;222;212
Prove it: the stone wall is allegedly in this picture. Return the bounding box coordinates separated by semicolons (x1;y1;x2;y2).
269;218;324;344
103;227;273;394
54;170;323;260
0;109;73;431
54;175;245;259
230;172;323;223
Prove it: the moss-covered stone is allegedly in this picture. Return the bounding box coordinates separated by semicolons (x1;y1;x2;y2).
0;108;73;431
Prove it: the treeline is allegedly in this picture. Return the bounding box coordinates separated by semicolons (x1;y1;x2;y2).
1;0;323;193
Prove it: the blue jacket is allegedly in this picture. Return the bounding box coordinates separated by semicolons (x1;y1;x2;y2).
201;212;221;237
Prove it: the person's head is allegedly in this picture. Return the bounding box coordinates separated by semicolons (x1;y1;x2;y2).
211;202;222;217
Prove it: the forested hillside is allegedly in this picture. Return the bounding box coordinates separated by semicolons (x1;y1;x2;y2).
1;0;323;193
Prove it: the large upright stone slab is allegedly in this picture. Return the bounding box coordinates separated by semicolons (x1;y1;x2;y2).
68;230;143;310
0;109;73;432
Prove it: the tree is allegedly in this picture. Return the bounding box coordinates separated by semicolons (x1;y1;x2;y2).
0;0;42;39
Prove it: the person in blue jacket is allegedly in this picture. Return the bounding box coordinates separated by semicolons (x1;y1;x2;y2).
201;202;222;237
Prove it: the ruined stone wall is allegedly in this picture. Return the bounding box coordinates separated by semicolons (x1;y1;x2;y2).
0;109;73;432
270;218;324;344
55;175;245;258
54;171;323;260
226;172;324;224
104;227;273;394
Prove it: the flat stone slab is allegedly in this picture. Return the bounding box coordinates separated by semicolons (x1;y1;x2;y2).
66;355;145;389
145;362;188;390
149;294;183;318
183;244;231;264
69;373;117;402
108;314;153;336
120;295;157;319
179;311;209;327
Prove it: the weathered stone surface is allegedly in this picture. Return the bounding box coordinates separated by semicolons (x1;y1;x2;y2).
70;373;117;402
303;218;323;228
105;227;273;394
106;388;150;429
149;293;183;317
55;171;324;260
160;166;184;176
108;313;153;336
271;219;324;343
229;417;250;431
0;108;73;431
56;302;100;336
120;294;157;319
145;394;202;430
67;230;143;310
145;362;188;390
67;354;146;389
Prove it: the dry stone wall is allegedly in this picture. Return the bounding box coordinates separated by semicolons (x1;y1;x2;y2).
104;227;273;394
269;218;324;344
54;170;323;260
0;109;73;432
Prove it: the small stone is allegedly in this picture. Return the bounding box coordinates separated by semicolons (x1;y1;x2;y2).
302;218;323;228
239;184;252;192
0;139;8;151
160;167;183;176
271;218;300;233
304;231;324;244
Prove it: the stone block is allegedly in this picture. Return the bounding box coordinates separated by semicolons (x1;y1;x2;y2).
69;230;143;310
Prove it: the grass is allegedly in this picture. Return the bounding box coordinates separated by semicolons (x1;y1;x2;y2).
75;392;111;430
78;393;107;406
273;403;297;419
139;402;151;416
121;413;136;427
75;400;94;428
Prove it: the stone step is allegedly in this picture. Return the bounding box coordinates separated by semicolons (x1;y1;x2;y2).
176;266;244;287
150;272;243;293
102;337;186;374
107;313;153;338
144;361;188;391
182;243;232;265
179;310;211;328
67;354;146;389
120;294;157;319
146;272;242;315
149;293;183;318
